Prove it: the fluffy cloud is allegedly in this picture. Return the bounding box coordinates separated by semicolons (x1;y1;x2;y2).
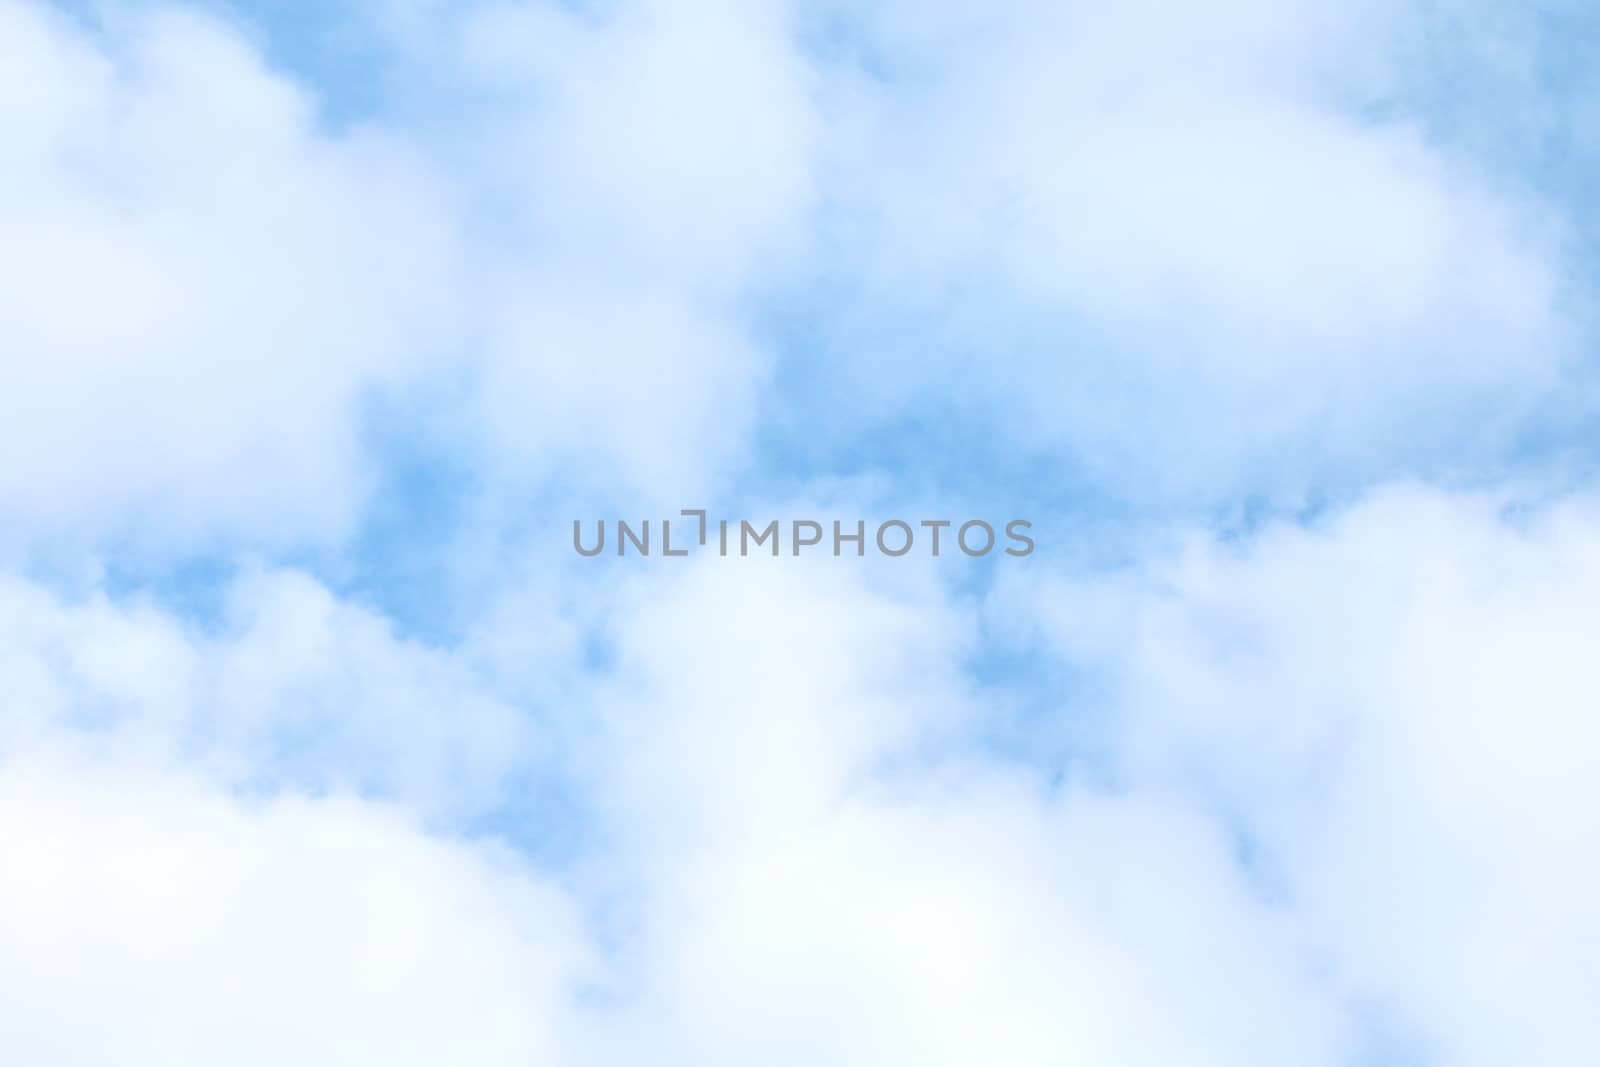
3;487;1599;1064
561;556;1347;1067
2;0;1596;1064
4;0;1589;551
0;567;532;818
1007;484;1600;1064
796;0;1583;499
0;0;805;547
426;0;818;503
0;550;1348;1066
0;0;461;545
0;751;585;1067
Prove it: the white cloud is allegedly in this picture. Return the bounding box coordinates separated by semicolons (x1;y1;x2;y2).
1;1;1596;1064
0;750;586;1067
5;486;1599;1063
806;0;1581;497
2;0;1587;550
1008;484;1600;1064
455;0;819;286
0;0;462;545
434;0;819;504
0;0;810;546
470;278;771;506
550;555;1348;1066
0;567;532;818
0;547;1351;1066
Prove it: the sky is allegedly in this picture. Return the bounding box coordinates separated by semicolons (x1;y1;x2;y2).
1;0;1598;1064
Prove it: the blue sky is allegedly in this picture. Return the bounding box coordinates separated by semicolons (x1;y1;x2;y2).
1;1;1597;1064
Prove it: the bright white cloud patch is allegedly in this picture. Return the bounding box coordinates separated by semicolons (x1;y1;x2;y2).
0;0;1595;1064
0;0;799;544
1010;485;1600;1065
9;502;1597;1064
0;553;1346;1066
0;753;585;1067
563;557;1345;1067
0;0;460;544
